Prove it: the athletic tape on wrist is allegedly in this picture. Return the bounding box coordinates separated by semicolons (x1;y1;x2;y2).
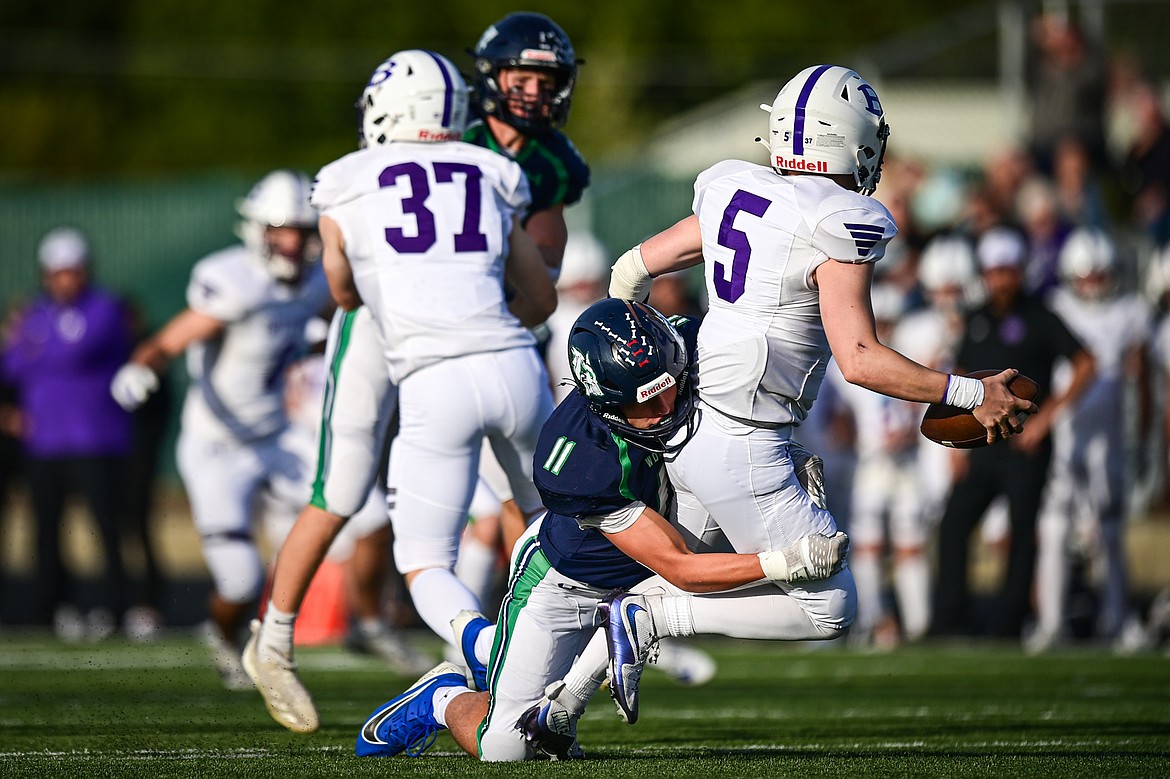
608;244;652;302
945;374;985;410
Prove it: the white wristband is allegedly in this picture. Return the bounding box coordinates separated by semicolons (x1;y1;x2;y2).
944;374;985;410
608;245;652;302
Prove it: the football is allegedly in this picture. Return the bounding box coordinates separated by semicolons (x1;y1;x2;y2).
919;370;1039;449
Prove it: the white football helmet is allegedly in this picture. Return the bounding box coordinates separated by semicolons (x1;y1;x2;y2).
919;235;977;291
358;49;469;147
758;65;890;195
236;169;319;281
1060;227;1115;279
869;282;906;323
1144;243;1170;303
1060;227;1116;300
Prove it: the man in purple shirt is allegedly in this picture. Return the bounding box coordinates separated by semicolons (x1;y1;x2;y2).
1;227;134;639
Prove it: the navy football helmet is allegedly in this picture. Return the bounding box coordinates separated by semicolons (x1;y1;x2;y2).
471;12;579;134
568;299;696;453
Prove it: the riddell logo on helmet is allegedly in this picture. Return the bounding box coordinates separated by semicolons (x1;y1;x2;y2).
520;48;557;62
418;129;462;141
636;373;676;402
775;156;828;172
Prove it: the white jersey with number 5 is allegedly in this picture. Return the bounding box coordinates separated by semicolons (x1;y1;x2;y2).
691;160;898;426
311;142;535;383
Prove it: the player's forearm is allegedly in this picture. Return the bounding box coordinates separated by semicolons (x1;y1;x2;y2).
648;552;765;594
523;205;568;272
132;309;221;372
833;339;949;404
507;284;557;327
640;215;705;276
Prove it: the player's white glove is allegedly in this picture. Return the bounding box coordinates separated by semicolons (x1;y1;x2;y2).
789;440;827;510
110;363;159;411
758;531;849;583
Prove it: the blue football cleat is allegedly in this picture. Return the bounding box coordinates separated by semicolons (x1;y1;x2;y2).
450;609;492;691
355;661;467;757
599;592;659;725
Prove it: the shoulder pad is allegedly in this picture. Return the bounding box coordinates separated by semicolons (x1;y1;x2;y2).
810;190;898;264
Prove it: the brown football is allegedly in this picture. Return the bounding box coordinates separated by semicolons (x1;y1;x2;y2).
919;370;1039;449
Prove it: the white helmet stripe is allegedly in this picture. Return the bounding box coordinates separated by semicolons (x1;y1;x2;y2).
793;64;833;155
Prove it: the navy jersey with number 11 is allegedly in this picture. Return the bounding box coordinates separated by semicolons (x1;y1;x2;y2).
533;316;699;590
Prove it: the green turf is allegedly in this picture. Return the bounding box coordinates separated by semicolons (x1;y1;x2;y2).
0;633;1167;778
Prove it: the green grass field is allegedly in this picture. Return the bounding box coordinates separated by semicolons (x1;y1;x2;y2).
1;632;1168;778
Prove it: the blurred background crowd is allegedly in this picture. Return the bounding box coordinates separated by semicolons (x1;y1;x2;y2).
3;0;1170;656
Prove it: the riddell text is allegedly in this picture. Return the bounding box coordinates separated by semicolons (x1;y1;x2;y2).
775;156;829;172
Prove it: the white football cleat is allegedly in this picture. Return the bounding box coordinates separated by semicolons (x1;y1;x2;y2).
346;623;434;677
202;621;254;691
653;639;716;686
242;620;319;733
516;680;586;760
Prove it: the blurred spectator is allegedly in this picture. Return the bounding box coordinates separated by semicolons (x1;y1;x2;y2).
0;227;134;640
1015;176;1074;296
1026;13;1109;175
982;148;1036;224
1030;228;1151;652
897;235;982;531
837;284;931;648
0;362;22;623
873;155;930;303
931;227;1094;638
959;184;1013;242
1051;136;1110;229
1119;81;1170;245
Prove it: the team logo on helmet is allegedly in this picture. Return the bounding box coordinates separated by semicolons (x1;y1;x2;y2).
570;346;603;397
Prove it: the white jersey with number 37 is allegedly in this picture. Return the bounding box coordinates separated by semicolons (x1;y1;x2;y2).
691;160;898;426
312;142;536;383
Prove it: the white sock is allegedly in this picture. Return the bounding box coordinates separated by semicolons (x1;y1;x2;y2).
409;568;481;646
893;554;930;641
260;602;296;658
1035;511;1069;637
646;595;696;638
474;624;495;666
431;685;472;727
851;551;883;637
454;535;499;607
559;630;607;714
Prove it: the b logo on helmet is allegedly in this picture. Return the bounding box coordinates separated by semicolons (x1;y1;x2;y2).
570;346;603;397
858;83;883;116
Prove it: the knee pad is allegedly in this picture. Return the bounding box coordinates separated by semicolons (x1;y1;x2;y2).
201;533;265;604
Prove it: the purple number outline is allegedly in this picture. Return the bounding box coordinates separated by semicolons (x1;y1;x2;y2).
714;190;771;303
378;161;489;254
